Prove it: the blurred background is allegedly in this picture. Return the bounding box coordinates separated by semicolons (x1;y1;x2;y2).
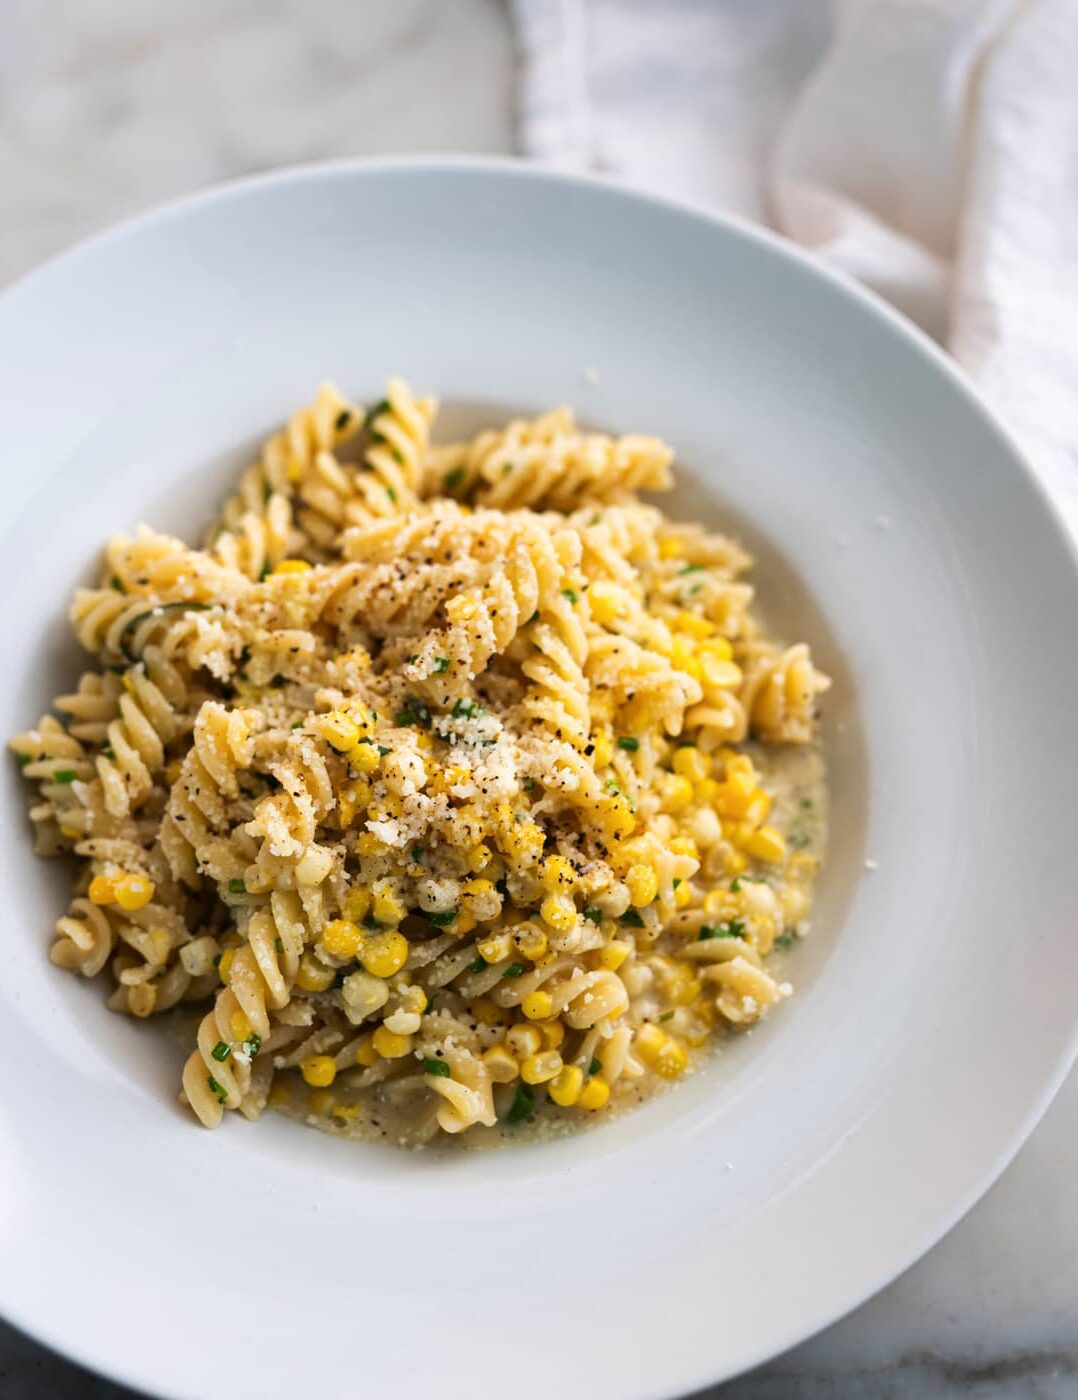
2;1;1076;1396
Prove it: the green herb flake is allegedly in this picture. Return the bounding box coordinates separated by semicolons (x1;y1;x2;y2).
774;934;794;952
259;560;271;582
423;1057;451;1078
503;963;525;978
335;408;353;431
658;1010;676;1023
211;1041;231;1062
227;878;246;895
451;698;477;719
427;911;456;927
263;483;273;504
620;910;645;928
207;1075;228;1104
110;575;123;591
433;657;450;674
588;1057;602;1076
699;920;745;941
583;907;602;924
53;770;78;784
617;736;640;752
730;876;741;892
443;465;466;491
290;721;304;729
410;845;425;864
672;878;682;889
274;937;284;954
506;1083;534;1124
679;563;704;575
468;956;485;973
386;486;398;503
365;398;390;427
800;798;813;810
526;611;540;625
561;588;578;605
15;754;30;768
244;1034;262;1056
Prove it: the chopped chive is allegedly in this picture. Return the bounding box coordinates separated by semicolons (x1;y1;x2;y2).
211;1041;231;1062
561;588;578;605
588;1057;602;1076
15;754;30;768
468;956;485;973
433;656;450;674
699;920;745;941
617;736;640;751
110;575;123;591
503;461;514;475
800;798;813;810
259;560;271;581
227;878;246;894
423;1057;451;1078
730;876;741;892
427;911;456;927
101;746;115;760
377;744;391;756
335;408;353;431
503;963;525;978
244;1033;262;1056
774;934;794;951
263;483;273;504
53;770;77;784
365;398;390;426
672;878;682;889
362;913;381;930
620;910;645;928
583;908;602;924
679;563;704;574
207;1075;228;1104
521;775;536;791
526;611;540;624
290;721;304;729
658;1010;675;1024
506;1083;534;1123
274;937;283;954
386;486;398;503
407;654;418;664
410;845;425;864
443;465;466;491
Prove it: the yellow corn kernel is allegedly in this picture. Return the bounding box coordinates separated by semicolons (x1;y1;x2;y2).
745;825;786;863
722;751;756;781
321;711;360;752
128;983;157;1018
658;535;684;559
578;1076;610;1111
507;1024;543;1059
322;918;365;960
466;843;492;873
477;932;511;964
670;835;699;860
500;819;545;865
471;997;504;1027
661;774;694;813
635;1023;668;1066
674;610;716;640
725;849;748;877
371;884;405;926
347;741;381;774
541;854;578;894
217;948;236;984
372;1025;413;1059
540;893;576;932
537;1019;565;1049
673;974;703;1005
670;638;702;680
355;831;383;858
714;771;756;817
362;930;409;977
674;881;693;909
598;792;636;839
744;789;772;826
230;1009;253;1042
343;887;372;923
625;863;659;908
88;873;116;905
482;1046;520;1083
588;580;623;626
591;729;614;768
787;852;819;879
521;1050;563;1085
308;1088;334;1115
695;777;722;805
354;1034;378;1067
654;1038;689;1078
700;651;741;689
548;1064;584;1106
273;558;312;575
593;939;632;972
672;746;710;783
113;874;154;912
517;926;549;961
295;952;335;992
704;888;730;917
522;990;554;1021
331;1102;363;1122
301;1054;337;1088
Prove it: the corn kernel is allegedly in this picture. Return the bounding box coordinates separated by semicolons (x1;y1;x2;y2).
522;990;554;1020
594;939;631;972
670;835;699;860
274;558;312;575
478;932;511;964
670;638;702;680
674;881;693;909
466;843;492;873
673;975;703;1005
343;887;372;923
537;1019;565;1048
321;711;360;752
113;874;154;912
674;610;716;640
301;1054;337;1088
540;893;576;932
695;777;722;805
578;1077;610;1111
471;997;504;1027
673;746;710;783
322;918;365;960
88;873;116;905
591;730;615;768
482;1046;520;1083
541;854;578;893
658;536;684;559
371;884;405;925
654;1038;689;1078
295;952;335;992
714;771;756;817
128;983;157;1018
745;825;786;863
661;774;694;813
521;1050;563;1085
217;948;236;984
354;1034;378;1067
625;863;659;908
548;1064;584;1106
362;930;409;977
372;1025;413;1059
355;832;383;858
588;580;623;626
725;849;748;876
230;1009;253;1042
349;742;381;774
634;1023;667;1066
517;925;549;960
598;791;636;839
507;1024;543;1059
700;654;741;690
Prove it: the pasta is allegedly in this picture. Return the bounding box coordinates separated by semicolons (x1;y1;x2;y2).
11;380;829;1148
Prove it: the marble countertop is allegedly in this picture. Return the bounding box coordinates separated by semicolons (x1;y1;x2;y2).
2;3;1076;1397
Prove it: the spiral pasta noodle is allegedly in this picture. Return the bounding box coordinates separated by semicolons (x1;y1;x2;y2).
12;377;828;1149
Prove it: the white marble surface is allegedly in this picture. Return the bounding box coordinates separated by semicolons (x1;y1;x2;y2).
1;3;1076;1397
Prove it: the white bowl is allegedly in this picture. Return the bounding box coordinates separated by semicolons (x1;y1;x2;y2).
2;158;1077;1399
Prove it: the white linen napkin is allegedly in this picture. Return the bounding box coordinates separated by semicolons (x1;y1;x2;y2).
511;0;1078;525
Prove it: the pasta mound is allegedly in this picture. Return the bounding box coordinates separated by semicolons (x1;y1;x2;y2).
12;378;829;1146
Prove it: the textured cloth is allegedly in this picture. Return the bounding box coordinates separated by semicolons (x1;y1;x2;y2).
512;0;1078;523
